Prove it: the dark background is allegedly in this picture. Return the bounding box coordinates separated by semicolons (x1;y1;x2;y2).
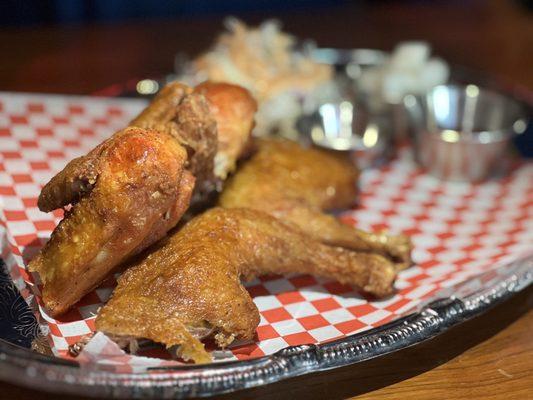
3;0;350;25
1;0;532;26
0;0;533;26
1;0;532;92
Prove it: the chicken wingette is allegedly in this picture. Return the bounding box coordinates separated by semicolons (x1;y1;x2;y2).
96;207;396;364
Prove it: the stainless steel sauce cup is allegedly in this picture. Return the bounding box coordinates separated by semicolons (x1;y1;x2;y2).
404;84;528;182
297;100;394;169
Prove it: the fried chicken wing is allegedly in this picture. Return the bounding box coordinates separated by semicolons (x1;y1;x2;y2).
130;81;257;190
30;127;191;316
194;82;257;179
96;207;396;363
219;139;412;269
31;81;256;317
130;82;218;195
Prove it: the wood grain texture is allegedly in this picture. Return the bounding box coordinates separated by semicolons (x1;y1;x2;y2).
353;309;533;400
0;0;531;398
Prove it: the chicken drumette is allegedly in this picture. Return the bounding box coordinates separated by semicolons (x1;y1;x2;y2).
96;207;396;364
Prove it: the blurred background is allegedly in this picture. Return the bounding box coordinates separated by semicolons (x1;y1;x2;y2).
4;0;351;23
1;0;532;26
1;0;532;94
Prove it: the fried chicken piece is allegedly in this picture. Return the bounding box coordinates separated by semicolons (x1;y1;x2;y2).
30;127;192;316
130;82;218;196
219;139;412;270
96;207;396;363
38;83;215;213
130;81;257;192
31;82;256;317
194;82;257;180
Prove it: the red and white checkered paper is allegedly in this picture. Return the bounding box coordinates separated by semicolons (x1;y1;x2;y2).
1;92;532;372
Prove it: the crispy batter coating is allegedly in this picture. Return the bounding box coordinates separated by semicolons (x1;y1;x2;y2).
219;139;412;270
96;208;396;363
37;147;99;213
31;82;256;317
30;128;191;316
194;82;257;179
130;82;218;195
130;81;257;191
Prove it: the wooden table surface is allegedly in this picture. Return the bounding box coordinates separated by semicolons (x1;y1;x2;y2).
1;0;532;399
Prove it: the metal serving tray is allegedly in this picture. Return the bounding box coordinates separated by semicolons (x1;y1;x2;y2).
0;257;531;398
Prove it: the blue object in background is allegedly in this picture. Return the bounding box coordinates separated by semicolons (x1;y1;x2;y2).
1;0;348;26
514;119;533;158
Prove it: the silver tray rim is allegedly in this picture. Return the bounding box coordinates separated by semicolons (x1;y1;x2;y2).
0;256;531;399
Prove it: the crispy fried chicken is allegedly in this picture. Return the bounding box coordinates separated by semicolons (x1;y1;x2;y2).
194;82;257;180
96;207;396;363
30;82;256;317
31;127;192;316
219;139;412;270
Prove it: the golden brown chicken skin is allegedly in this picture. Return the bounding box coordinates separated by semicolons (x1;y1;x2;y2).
31;82;256;317
219;139;412;270
130;81;257;192
194;82;258;180
130;82;218;196
30;127;191;316
96;207;396;364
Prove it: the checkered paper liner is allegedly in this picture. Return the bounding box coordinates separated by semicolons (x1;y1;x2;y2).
0;92;532;373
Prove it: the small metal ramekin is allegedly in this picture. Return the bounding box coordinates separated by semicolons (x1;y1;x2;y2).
297;100;394;169
404;84;528;182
